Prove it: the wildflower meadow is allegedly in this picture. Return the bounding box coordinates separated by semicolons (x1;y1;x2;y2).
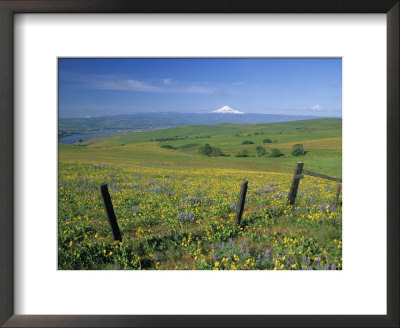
58;160;342;270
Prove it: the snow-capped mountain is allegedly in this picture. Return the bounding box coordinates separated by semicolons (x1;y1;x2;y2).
211;105;244;114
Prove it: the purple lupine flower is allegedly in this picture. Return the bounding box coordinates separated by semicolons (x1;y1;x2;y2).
221;242;225;248
302;267;306;270
239;247;243;254
288;259;294;265
147;180;156;186
228;255;232;260
325;264;330;270
151;187;162;193
65;218;68;222
177;212;195;222
332;265;337;270
229;238;233;245
259;204;263;210
242;238;247;246
317;256;321;263
302;255;307;262
309;267;313;270
265;249;271;257
232;241;235;247
257;254;261;260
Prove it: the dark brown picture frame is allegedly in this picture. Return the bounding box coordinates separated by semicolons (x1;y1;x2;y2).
0;1;398;327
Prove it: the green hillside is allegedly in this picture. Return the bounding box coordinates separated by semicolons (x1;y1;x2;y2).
59;118;342;177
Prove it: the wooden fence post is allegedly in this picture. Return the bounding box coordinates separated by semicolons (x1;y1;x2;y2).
100;184;122;241
335;183;342;208
287;162;304;205
235;180;248;226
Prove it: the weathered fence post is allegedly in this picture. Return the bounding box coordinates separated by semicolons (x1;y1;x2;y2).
100;184;122;241
287;162;304;205
335;183;342;208
235;180;248;226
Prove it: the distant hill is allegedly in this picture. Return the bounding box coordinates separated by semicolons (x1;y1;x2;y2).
59;112;328;137
59;118;342;177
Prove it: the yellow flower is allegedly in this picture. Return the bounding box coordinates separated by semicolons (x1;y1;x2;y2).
108;251;112;256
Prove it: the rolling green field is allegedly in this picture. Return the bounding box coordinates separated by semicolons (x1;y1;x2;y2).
60;118;342;177
58;118;342;270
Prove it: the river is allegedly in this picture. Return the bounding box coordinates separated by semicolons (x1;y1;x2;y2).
58;131;119;144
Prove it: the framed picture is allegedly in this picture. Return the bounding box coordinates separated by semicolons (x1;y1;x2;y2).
0;1;398;327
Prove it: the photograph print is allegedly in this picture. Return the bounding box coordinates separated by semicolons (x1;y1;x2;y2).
58;58;342;270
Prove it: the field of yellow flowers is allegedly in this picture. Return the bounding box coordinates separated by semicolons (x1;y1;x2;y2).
58;162;342;270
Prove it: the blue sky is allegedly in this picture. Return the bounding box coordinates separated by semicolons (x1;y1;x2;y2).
58;58;342;118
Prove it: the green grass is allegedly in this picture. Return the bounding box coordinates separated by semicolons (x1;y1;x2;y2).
59;118;342;177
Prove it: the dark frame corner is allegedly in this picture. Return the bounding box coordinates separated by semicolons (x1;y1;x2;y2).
0;1;398;327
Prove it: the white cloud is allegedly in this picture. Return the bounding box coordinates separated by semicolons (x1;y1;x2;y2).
312;104;323;111
75;74;215;95
162;78;175;86
232;81;245;86
98;79;160;92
